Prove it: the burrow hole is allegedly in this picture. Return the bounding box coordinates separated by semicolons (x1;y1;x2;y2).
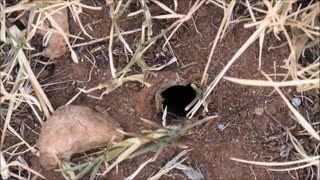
161;84;197;118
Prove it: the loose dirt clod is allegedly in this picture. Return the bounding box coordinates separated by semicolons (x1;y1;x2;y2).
37;105;124;169
39;7;69;59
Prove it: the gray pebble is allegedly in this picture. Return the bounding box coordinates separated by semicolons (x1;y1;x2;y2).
254;107;264;116
291;97;302;107
218;124;225;130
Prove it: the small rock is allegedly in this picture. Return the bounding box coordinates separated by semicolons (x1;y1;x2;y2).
40;7;69;59
37;105;124;169
238;110;247;119
254;107;264;116
129;108;135;113
217;124;225;130
291;97;302;107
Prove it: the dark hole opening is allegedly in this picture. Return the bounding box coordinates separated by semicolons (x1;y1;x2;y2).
161;84;196;118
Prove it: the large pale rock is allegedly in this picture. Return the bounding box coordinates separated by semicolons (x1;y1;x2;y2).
37;105;124;169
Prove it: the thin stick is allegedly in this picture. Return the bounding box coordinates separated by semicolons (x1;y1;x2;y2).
200;0;236;87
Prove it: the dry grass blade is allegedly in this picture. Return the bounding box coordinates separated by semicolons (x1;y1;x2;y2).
102;129;168;175
124;158;153;180
148;57;177;71
230;156;320;167
207;0;226;9
269;161;319;172
152;14;184;19
0;160;45;179
44;9;78;63
163;0;206;48
260;71;319;140
148;149;190;180
80;74;151;99
68;2;102;39
71;29;141;48
0;2;6;42
9;26;53;116
151;0;176;15
107;19;117;77
140;0;153;40
1;46;45;150
173;0;178;11
7;125;39;156
0;152;10;179
0;92;42;107
258;27;266;70
200;0;236;87
231;129;319;174
288;132;319;168
223;77;320;88
106;0;133;77
245;0;256;22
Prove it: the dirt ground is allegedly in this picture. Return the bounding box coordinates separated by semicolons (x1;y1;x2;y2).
5;0;319;180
